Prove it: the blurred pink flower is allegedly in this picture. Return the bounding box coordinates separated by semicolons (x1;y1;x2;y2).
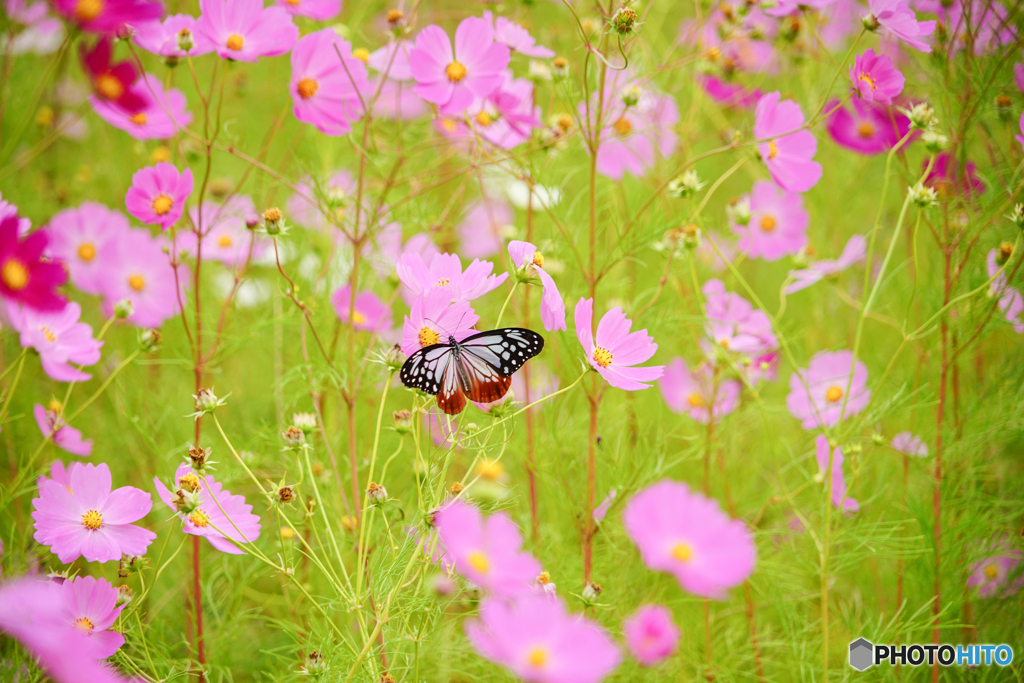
623;479;756;599
397;251;507;304
819;0;862;49
177;197;266;269
331;285;392;334
699;75;762;109
367;40;414;80
486;11;554;57
8;302;102;382
466;593;621;683
99;229;180;328
274;0;338;20
458;197;513;259
967;538;1022;598
287;170;356;231
1017;110;1024;152
52;0;161;35
409;17;511;115
815;436;860;513
785;234;866;294
91;73;193;140
925;153;985;198
46;202;130;296
401;288;479;357
754;91;822;193
744;351;779;385
290;29;368;136
32;461;155;564
154;464;262;554
80;37;145;113
786;350;871;429
891;431;928;457
623;604;680;666
125;162;194;230
370;78;429;121
734;179;808;261
508;240;565;332
133;14;213;57
866;0;935;53
826;97;909;156
695;230;736;272
918;0;1013;56
469;70;542;151
1;215;67;311
53;576;125;657
0;192;30;234
4;0;65;55
367;224;439;278
702;279;777;356
592;488;617;523
678;7;778;74
34;405;91;456
850;49;904;105
659;358;740;424
435;499;540;596
196;0;297;62
38;459;76;491
986;249;1023;333
1016;62;1024;94
575;298;663;391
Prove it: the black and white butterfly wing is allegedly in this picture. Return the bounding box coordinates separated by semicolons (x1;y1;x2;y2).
400;342;470;415
458;328;545;377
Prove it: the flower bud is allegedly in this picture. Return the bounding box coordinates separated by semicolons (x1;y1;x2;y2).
282;425;305;449
899;102;937;131
909;182;938;208
528;60;552;81
385;343;406;370
393;409;413;435
367;481;388;505
116;584;134;606
117;554;148;578
582;581;603;602
667;170;705;199
188;445;211;470
304;651;326;674
47;569;70;584
381;675;396;683
264;207;284;235
552;56;569;78
176;28;194;51
192;387;222;415
921;130;947;153
997;241;1014;266
861;12;880;31
621;85;641;107
871;432;885;445
386;8;406;34
996;94;1012;121
114;298;134;319
292;412;317;434
139;328;162;352
1007;204;1024;230
429;573;457;597
449;481;465;495
611;6;638;34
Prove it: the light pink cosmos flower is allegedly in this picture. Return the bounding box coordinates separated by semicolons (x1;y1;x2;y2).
7;302;102;382
786;350;871;429
575;298;663;391
469;70;542;151
815;435;860;513
401;288;480;358
659;358;740;424
754;91;822;193
508;240;565;332
133;14;213;57
52;0;161;35
733;179;808;261
458;197;513;259
45;202;129;296
290;29;368;136
99;228;180;328
34;404;91;456
154;464;261;554
409;16;511;115
367;40;414;81
986;248;1023;333
701;279;777;356
485;11;554;58
196;0;298;62
91;73;193;140
891;431;928;457
397;251;508;305
967;538;1022;598
623;479;756;599
820;0;863;48
38;459;77;491
434;499;541;596
366;224;440;278
125;162;194;230
274;0;338;21
176;197;266;270
849;49;904;105
866;0;936;53
623;605;680;667
32;461;156;564
466;593;622;683
4;0;65;55
53;576;125;657
785;235;866;294
330;286;392;334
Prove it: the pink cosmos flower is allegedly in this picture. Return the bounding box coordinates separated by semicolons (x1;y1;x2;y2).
0;192;31;234
366;224;440;278
370;77;429;121
4;0;65;55
196;0;298;62
466;594;621;683
678;7;778;74
7;302;102;382
154;464;262;554
274;0;338;21
80;37;145;113
849;49;904;105
575;298;663;391
967;538;1022;598
754;91;822;193
34;404;91;456
917;0;1013;56
99;229;180;328
623;605;680;667
815;435;860;513
695;230;737;273
866;0;936;53
925;153;986;198
986;248;1023;334
125;162;194;230
401;288;479;357
38;459;77;490
659;358;740;424
331;286;392;334
469;70;542;151
785;235;866;294
699;75;762;110
434;499;541;596
733;179;808;261
133;14;213;57
46;202;130;296
820;0;863;49
485;11;554;58
367;40;414;81
458;197;513;259
1016;62;1024;94
91;73;193;140
53;576;125;657
32;461;156;564
52;0;161;35
175;197;266;269
623;479;756;599
409;16;511;115
508;240;565;332
397;251;508;305
1018;110;1024;153
786;350;871;429
290;29;368;137
702;279;777;356
0;215;67;311
891;431;928;457
826;97;910;156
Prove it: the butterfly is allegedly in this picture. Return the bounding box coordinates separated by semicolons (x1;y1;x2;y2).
399;328;545;415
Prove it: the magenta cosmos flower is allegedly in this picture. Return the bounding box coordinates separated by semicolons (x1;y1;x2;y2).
52;0;161;35
623;605;680;667
891;431;928;457
80;37;144;113
508;240;565;332
786;350;871;429
32;461;156;564
1;217;67;312
34;404;92;456
925;153;986;198
987;249;1024;334
154;464;261;554
458;197;513;259
466;594;621;683
409;16;511;115
785;234;866;294
7;301;102;382
699;75;762;110
815;435;859;513
46;202;130;296
967;538;1022;599
754;91;822;193
401;290;480;357
849;49;904;105
331;286;392;334
1017;110;1024;153
702;279;777;356
290;29;368;136
91;73;193;140
826;97;909;156
53;576;125;657
575;298;663;391
485;11;554;58
125;162;194;230
195;0;297;62
274;0;338;21
133;14;213;57
397;251;507;305
98;228;180;328
623;479;756;599
434;499;541;596
733;179;808;261
659;358;740;424
866;0;936;53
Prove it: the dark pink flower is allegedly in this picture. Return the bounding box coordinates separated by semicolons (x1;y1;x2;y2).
849;49;904;105
699;75;762;109
0;215;67;311
90;73;193;140
785;235;866;294
46;202;131;296
786;350;871;429
659;358;740;424
273;0;338;21
289;29;368;136
924;153;985;198
623;605;680;666
52;0;161;35
8;301;102;382
575;298;663;391
34;404;91;456
754;91;822;193
733;179;808;261
80;37;145;113
125;162;194;230
866;0;936;53
53;576;125;657
331;285;392;334
133;13;213;57
815;435;860;513
508;240;565;332
826;97;909;156
196;0;298;62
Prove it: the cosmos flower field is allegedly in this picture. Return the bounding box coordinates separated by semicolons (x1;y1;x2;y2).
1;0;1023;680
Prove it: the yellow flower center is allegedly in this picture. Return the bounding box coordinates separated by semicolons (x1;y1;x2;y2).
40;325;57;342
78;243;96;261
446;61;467;82
217;235;233;247
436;277;450;287
74;616;95;632
129;274;145;291
82;509;103;530
352;47;369;62
857;122;874;138
74;0;103;21
532;252;545;268
475;111;493;126
285;0;299;4
352;311;367;325
189;509;210;527
130;112;147;126
1;259;29;291
418;327;440;347
475;459;505;481
825;385;843;403
297;77;318;99
672;542;693;563
687;392;704;407
179;472;200;492
226;34;244;51
94;73;123;100
48;398;63;413
152;194;173;215
386;9;404;22
984;564;1000;579
760;215;776;232
859;72;877;91
468;551;490;574
592;347;613;368
614;117;632;137
767;140;779;159
557;114;573;131
152;146;170;163
441;119;458;132
527;647;548;667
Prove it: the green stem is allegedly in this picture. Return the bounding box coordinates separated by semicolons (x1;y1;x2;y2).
494;281;519;328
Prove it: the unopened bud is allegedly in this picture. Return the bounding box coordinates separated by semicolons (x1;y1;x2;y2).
367;481;388;504
117;554;148;578
871;432;885;445
292;412;317;433
909;182;938;208
304;651;326;674
1007;203;1024;230
996;94;1012;121
386;8;405;34
385;343;406;369
552;56;569;78
528;60;552;82
393;409;413;435
264;207;283;234
188;445;211;470
621;85;641;107
899;102;937;131
114;298;134;319
282;425;305;449
727;196;752;225
667;170;705;199
861;12;880;31
116;584;134;605
921;130;947;153
193;387;220;413
176;28;194;52
611;6;638;34
582;581;603;602
997;241;1014;266
139;328;162;352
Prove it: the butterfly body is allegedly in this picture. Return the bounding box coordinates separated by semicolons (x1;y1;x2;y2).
400;328;545;415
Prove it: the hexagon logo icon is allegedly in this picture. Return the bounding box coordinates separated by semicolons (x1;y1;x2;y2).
849;638;874;671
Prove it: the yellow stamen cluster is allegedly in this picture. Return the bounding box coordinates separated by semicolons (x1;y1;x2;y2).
82;509;103;530
297;78;318;99
760;215;777;232
672;542;693;563
592;347;613;368
614;117;632;137
825;385;843;403
74;0;103;22
418;327;440;347
78;243;97;261
446;61;467;82
189;509;210;527
129;274;145;291
468;551;490;573
226;34;244;51
2;260;29;291
152;194;173;215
